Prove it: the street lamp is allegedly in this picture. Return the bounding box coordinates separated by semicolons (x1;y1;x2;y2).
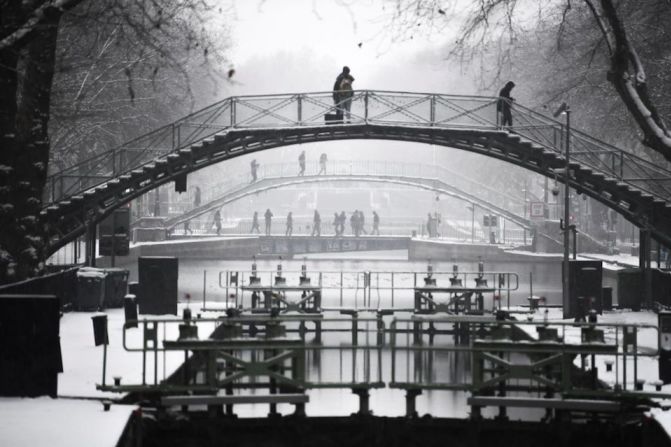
553;102;571;318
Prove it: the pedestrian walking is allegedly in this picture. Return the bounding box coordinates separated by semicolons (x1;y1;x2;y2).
311;210;321;237
213;210;222;235
426;213;434;238
351;210;361;237
250;159;259;182
359;210;367;235
339;211;346;236
193;186;201;208
250;211;260;234
318;153;327;175
285;212;293;236
332;212;340;236
264;208;273;235
372;211;380;235
497;81;515;129
298;151;306;176
184;220;192;235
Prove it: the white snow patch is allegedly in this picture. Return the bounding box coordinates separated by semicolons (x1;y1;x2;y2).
0;397;134;447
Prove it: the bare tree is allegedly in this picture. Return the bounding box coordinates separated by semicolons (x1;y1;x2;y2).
387;0;671;161
0;0;229;284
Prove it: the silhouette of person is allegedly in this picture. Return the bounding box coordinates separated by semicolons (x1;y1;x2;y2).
333;212;340;236
497;81;515;129
311;210;321;237
251;211;260;234
333;66;354;112
193;186;201;208
264;208;273;235
372;211;380;235
250;159;259;182
298;151;306;176
339;76;354;122
213;210;222;235
318;153;327;175
285;212;293;236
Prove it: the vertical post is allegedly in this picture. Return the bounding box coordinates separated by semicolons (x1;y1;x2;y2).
562;109;571;318
112;148;116;176
364;91;369;123
297;94;302;125
230;98;236;127
430;95;436;126
471;204;475;243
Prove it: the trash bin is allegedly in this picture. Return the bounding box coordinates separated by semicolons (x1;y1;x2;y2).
76;268;106;311
102;268;129;308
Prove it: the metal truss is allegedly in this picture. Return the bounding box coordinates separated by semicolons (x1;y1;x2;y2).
40;91;671;253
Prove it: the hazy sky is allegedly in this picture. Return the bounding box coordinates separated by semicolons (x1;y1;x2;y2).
225;0;477;96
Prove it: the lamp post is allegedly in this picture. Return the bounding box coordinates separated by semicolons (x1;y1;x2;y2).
554;102;571;318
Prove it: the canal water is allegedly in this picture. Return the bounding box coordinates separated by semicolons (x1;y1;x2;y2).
123;251;619;419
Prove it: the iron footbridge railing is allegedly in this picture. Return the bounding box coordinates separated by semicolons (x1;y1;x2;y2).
44;90;671;208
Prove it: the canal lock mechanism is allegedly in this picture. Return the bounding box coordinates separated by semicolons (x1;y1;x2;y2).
98;261;671;447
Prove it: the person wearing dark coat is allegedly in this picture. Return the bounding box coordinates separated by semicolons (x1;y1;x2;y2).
497;81;515;129
333;66;354;107
264;208;273;235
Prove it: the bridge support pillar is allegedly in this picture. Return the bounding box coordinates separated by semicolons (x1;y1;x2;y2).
640;228;652;308
351;388;370;415
85;222;97;267
405;389;422;418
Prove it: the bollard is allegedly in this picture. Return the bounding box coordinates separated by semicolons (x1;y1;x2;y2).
635;379;646;391
183;307;192;321
103;400;112;412
113;376;121;386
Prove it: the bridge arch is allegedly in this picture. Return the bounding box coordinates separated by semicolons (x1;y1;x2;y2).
43;91;671;254
159;174;532;232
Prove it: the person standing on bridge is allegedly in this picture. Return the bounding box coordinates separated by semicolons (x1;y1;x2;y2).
213;210;222;235
359;210;368;235
372;211;380;235
318;153;327;175
333;66;354;111
339;76;354;122
285;212;293;236
250;159;259;182
264;208;273;235
333;212;340;236
193;186;201;208
339;211;346;236
251;211;260;234
311;210;321;237
497;81;515;130
298;151;306;176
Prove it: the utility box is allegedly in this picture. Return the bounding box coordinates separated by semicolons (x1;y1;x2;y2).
138;256;178;315
0;295;62;397
659;311;671;384
565;260;602;319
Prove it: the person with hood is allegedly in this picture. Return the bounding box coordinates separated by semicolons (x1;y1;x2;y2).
332;66;354;110
497;81;515;129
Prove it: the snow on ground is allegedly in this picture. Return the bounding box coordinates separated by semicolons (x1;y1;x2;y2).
59;304;219;398
0;397;134;447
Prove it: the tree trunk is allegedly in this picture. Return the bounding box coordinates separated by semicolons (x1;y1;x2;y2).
0;7;61;283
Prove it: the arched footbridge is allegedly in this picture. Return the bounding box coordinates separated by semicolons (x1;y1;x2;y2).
43;90;671;255
157;160;531;231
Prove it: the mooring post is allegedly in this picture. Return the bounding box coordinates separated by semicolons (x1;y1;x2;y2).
352;388;370;415
405;389;422;418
